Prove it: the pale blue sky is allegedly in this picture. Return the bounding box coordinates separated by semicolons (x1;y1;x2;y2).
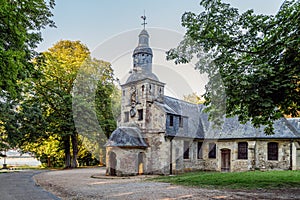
37;0;284;52
38;0;285;98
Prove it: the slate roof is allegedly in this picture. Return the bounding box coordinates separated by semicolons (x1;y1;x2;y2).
125;72;159;84
162;96;300;140
105;127;148;148
202;115;300;139
163;96;205;139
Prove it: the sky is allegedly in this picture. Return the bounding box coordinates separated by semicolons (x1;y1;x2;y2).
37;0;284;52
37;0;285;98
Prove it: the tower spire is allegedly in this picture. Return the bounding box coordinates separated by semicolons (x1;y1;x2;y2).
141;10;147;29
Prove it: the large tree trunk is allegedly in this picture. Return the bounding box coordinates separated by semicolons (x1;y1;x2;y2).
63;135;71;168
71;132;78;168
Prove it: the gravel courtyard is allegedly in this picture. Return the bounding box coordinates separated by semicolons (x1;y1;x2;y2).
34;167;300;200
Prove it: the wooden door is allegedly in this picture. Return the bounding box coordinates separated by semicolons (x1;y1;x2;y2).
221;149;231;172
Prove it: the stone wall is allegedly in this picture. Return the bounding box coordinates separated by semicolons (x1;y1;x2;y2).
255;140;291;170
167;139;299;174
294;142;300;170
106;147;147;176
144;133;170;174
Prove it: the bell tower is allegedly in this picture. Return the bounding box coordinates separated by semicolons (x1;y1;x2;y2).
120;16;165;130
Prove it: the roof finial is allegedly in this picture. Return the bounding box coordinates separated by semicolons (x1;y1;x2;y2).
141;10;147;29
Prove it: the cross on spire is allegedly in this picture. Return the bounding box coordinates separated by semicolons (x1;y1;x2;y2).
141;11;147;29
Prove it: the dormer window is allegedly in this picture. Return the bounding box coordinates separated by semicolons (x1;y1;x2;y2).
179;116;183;127
169;115;174;126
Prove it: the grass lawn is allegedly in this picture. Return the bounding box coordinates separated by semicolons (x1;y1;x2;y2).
151;170;300;190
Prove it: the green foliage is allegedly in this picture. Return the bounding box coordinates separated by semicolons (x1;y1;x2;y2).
0;0;55;98
22;135;65;168
22;135;99;168
183;92;205;104
77;136;99;166
72;56;117;165
73;58;117;138
7;40;117;168
0;0;55;159
167;0;300;134
152;170;300;190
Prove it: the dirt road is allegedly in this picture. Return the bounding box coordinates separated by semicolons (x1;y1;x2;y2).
34;167;300;200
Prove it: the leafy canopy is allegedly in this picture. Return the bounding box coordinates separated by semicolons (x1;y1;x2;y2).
167;0;300;134
0;0;55;98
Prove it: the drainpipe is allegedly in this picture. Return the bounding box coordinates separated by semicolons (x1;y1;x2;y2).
169;136;174;175
253;140;257;170
290;140;293;170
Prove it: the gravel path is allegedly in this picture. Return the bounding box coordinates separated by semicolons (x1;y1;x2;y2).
0;170;60;200
33;167;300;200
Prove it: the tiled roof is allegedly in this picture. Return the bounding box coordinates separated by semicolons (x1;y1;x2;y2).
105;126;148;148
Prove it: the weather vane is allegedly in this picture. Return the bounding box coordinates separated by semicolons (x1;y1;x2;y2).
141;10;147;29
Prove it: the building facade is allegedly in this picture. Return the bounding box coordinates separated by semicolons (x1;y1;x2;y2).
105;28;300;176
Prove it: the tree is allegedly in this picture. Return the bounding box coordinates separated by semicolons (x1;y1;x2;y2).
0;0;55;157
35;40;90;168
72;58;117;165
183;92;205;104
167;0;300;134
0;0;55;98
10;40;117;168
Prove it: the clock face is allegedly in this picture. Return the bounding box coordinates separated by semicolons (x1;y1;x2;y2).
130;108;136;117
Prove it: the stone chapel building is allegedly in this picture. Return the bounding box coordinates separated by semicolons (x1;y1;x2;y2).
105;28;300;176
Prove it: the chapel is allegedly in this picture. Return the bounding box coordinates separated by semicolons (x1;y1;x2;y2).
105;26;300;176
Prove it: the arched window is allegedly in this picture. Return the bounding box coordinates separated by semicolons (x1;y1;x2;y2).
238;142;248;159
268;142;278;160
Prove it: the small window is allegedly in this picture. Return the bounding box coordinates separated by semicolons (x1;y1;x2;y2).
183;141;190;159
179;116;183;127
169;115;174;126
208;143;216;159
122;90;125;96
238;142;248;159
268;142;278;160
197;142;203;159
138;109;143;121
124;112;129;122
142;85;145;93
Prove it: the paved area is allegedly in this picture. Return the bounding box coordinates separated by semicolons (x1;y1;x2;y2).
1;167;299;200
34;167;300;200
0;170;60;200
